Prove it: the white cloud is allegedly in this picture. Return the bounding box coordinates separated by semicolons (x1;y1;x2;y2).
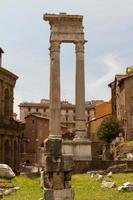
90;53;124;89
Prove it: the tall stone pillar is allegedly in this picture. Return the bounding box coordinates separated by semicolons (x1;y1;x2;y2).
49;41;61;138
43;15;74;200
72;41;92;161
75;41;87;139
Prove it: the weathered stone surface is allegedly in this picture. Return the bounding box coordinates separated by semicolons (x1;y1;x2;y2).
53;172;64;189
107;172;113;178
62;155;74;172
44;188;74;200
106;163;127;173
45;154;74;172
64;172;72;182
44;138;62;156
118;182;133;192
44;189;54;200
44;172;52;189
45;156;62;172
101;180;116;188
3;188;14;196
53;188;74;200
95;174;103;181
65;181;71;188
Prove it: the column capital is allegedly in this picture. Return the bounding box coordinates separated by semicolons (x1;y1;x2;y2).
75;41;86;53
49;41;60;53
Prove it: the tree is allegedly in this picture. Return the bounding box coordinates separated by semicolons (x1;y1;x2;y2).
97;116;123;143
126;66;133;75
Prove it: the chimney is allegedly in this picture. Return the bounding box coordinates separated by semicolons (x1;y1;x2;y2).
0;48;4;67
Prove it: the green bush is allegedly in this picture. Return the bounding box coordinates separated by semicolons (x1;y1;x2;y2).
97;116;122;143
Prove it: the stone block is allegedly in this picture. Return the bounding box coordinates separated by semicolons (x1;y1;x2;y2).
64;172;72;181
44;188;54;200
44;138;62;156
53;172;64;189
62;154;74;171
65;181;71;188
53;188;74;200
45;156;62;172
44;172;53;188
44;188;74;200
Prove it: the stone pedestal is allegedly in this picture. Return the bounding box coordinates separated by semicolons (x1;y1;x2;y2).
43;137;74;200
62;140;92;161
44;188;74;200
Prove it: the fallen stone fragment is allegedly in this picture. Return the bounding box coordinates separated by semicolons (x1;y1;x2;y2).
118;182;133;192
107;172;113;178
101;180;116;188
3;187;19;196
95;174;103;181
13;186;20;191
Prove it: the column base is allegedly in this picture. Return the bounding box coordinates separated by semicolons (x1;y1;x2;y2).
62;139;92;161
44;188;74;200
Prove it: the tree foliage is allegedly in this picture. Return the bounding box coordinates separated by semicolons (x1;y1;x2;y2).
97;116;122;143
126;66;133;75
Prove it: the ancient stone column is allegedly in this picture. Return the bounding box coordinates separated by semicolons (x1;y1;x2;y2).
43;13;74;200
49;41;61;138
75;41;87;140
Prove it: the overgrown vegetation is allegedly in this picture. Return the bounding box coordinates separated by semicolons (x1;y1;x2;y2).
4;173;133;200
126;66;133;75
97;116;123;143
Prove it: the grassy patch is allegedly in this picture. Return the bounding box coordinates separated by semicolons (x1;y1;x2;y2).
72;173;133;200
3;173;133;200
4;175;43;200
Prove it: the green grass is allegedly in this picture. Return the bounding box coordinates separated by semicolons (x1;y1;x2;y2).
4;175;43;200
3;173;133;200
72;173;133;200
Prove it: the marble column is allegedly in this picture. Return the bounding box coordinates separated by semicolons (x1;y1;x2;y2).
49;41;61;138
75;41;87;140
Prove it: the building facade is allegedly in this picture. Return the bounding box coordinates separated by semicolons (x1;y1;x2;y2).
21;113;68;164
87;102;112;159
19;99;104;132
109;74;133;140
0;48;24;170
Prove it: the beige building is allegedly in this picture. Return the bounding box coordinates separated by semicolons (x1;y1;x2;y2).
0;48;24;170
109;74;133;140
19;99;104;132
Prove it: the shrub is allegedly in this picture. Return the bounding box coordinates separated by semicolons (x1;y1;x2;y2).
97;116;123;143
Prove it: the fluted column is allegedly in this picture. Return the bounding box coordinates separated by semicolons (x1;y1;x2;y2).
75;41;87;140
49;41;61;137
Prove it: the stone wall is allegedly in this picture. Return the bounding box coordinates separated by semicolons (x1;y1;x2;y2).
73;160;133;173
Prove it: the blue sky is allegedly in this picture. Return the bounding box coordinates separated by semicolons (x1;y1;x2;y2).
0;0;133;115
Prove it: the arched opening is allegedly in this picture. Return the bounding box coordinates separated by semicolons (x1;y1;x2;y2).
4;88;10;118
4;139;11;166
